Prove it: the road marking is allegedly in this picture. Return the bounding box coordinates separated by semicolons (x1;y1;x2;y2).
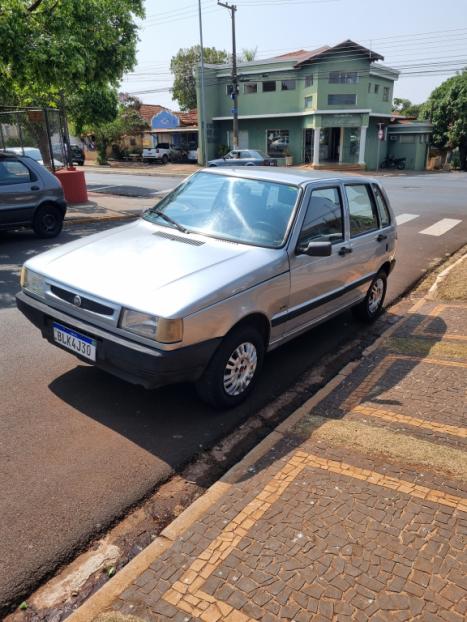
420;218;462;236
353;404;467;438
162;450;467;621
396;213;419;225
88;185;115;191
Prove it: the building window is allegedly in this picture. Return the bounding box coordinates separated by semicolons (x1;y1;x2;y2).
267;129;289;156
304;96;313;108
328;94;356;105
420;134;430;144
368;82;371;93
262;81;276;92
329;71;358;84
383;86;390;102
226;84;234;96
281;80;296;91
374;84;379;94
400;134;415;144
243;82;257;94
305;75;313;88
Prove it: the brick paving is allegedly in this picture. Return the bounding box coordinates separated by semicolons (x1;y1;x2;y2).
83;299;466;622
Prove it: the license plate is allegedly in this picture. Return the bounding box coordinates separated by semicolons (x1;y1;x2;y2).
53;322;96;361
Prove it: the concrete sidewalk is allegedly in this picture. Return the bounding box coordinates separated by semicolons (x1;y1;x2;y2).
66;255;467;622
64;192;156;226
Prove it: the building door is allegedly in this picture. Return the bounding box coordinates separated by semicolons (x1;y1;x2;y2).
320;128;340;161
304;129;314;163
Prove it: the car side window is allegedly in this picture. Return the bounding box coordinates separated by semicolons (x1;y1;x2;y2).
345;184;379;237
298;187;344;246
0;160;32;185
372;184;391;227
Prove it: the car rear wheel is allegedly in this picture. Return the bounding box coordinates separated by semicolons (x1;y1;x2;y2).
196;325;265;408
32;204;64;238
352;271;387;323
162;154;168;164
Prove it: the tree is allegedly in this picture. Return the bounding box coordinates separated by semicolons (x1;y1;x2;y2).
421;70;467;170
241;47;258;62
89;93;147;164
170;46;229;111
392;97;422;118
0;0;144;128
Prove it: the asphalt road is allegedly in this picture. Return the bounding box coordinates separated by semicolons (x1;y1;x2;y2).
0;172;466;613
85;171;183;198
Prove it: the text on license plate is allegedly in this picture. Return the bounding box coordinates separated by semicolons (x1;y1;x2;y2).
53;322;96;361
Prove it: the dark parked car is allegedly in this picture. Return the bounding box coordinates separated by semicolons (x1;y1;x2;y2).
208;149;277;167
0;151;67;237
52;143;85;166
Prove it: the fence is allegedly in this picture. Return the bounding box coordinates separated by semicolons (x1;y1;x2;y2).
0;107;68;172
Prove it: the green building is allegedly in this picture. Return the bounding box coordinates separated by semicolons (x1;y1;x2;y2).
197;40;431;170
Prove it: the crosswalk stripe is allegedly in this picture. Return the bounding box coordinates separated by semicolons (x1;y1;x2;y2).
420;218;462;236
395;213;419;225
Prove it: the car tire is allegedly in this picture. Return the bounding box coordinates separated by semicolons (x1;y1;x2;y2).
352;270;387;323
196;325;265;409
162;154;169;164
32;204;64;238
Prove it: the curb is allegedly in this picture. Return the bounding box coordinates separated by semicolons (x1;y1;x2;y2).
66;297;423;622
82;166;192;178
427;250;467;300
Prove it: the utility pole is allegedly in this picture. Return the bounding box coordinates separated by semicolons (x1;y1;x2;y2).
218;1;239;149
197;0;208;165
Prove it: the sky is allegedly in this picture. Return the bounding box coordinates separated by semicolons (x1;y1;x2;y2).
120;0;467;110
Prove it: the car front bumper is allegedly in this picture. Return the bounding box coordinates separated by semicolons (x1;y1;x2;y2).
16;291;221;389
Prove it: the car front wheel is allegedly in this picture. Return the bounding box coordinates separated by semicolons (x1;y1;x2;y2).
196;325;265;408
32;204;64;238
352;271;387;323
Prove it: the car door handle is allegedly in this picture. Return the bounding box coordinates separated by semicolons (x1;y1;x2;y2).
31;185;39;191
338;247;353;256
377;233;387;242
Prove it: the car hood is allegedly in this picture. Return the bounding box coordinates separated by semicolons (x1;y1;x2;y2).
26;219;288;317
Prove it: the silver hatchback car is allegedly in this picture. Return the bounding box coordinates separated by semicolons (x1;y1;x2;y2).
0;151;67;237
17;168;396;407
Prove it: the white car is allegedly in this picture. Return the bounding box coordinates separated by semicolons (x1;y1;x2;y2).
4;147;63;169
142;143;172;164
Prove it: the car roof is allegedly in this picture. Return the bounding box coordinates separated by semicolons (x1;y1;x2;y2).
200;166;380;186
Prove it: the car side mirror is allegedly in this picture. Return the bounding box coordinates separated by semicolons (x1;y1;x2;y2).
296;241;332;257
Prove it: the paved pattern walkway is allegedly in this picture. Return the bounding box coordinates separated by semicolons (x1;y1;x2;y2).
82;300;466;622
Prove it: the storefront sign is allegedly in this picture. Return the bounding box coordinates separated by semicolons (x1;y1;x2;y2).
321;114;362;128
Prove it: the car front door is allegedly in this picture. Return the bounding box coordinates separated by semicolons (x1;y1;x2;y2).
341;183;385;299
284;184;359;337
0;159;44;226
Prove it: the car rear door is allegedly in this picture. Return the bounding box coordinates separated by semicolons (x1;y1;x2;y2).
341;182;385;298
0;158;44;226
284;183;359;336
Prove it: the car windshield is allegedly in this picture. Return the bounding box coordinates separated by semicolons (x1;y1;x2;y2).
143;171;299;248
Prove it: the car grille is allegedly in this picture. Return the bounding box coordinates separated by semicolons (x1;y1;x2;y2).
50;285;114;316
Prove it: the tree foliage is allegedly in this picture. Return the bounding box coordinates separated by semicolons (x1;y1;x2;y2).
421;70;467;170
89;94;147;164
392;97;422;118
0;0;144;128
170;46;229;111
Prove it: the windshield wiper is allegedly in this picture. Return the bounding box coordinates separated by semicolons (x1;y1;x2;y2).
146;208;190;234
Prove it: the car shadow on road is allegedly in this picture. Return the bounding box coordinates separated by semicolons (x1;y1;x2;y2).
47;310;377;472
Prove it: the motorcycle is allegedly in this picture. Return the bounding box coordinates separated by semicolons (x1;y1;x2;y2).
380;155;406;170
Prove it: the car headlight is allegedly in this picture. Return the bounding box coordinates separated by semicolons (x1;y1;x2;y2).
120;309;183;343
21;267;46;298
